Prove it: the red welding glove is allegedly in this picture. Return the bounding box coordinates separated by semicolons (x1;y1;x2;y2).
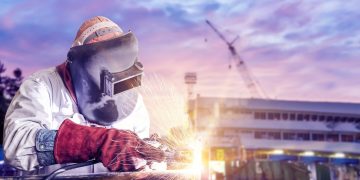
54;120;165;171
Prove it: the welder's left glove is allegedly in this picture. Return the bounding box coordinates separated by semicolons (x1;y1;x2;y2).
54;120;165;171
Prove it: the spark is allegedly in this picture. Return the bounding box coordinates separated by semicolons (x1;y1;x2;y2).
137;73;194;144
187;139;203;175
105;73;202;178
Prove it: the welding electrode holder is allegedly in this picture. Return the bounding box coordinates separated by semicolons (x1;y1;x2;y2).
143;135;192;165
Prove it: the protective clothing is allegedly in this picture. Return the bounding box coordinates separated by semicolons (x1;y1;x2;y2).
72;16;123;47
54;120;164;171
3;16;152;173
3;67;150;172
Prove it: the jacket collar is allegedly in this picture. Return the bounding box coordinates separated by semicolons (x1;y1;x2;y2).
56;62;78;105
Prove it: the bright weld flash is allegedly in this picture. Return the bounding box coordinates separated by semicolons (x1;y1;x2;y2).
188;140;203;173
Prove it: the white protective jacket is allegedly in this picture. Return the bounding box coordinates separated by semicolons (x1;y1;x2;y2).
3;67;150;173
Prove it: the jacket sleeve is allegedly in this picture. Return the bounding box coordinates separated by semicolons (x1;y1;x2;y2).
3;76;53;171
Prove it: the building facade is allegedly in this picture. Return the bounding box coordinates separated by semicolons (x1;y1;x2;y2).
191;96;360;179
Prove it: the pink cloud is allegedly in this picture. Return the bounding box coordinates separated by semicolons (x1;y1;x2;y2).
1;0;360;103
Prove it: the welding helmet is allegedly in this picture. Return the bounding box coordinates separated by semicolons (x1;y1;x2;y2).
67;16;143;125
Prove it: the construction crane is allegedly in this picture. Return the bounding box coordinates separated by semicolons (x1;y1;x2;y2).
205;19;267;99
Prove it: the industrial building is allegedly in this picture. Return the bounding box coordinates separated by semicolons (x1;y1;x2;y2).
190;96;360;179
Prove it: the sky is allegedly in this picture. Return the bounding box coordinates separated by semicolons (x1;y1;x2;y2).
1;0;360;103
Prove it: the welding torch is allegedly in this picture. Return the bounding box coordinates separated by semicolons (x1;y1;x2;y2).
143;134;193;166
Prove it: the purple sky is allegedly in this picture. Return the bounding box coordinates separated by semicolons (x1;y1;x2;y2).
1;0;360;103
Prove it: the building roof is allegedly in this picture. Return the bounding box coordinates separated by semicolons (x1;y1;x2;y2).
196;97;360;115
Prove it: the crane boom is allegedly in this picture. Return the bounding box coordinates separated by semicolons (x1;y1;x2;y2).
205;20;229;46
205;19;267;98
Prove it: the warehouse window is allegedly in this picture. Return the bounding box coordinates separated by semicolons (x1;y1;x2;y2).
282;113;288;120
297;114;304;121
312;133;325;141
297;133;310;141
334;116;340;122
341;134;354;142
304;114;310;121
283;132;297;140
255;131;267;139
254;112;261;119
326;116;334;122
311;115;318;121
355;134;360;143
340;117;347;122
268;132;281;139
348;117;355;122
290;113;296;120
327;133;339;142
254;112;266;120
268;113;274;120
274;113;280;120
260;112;266;119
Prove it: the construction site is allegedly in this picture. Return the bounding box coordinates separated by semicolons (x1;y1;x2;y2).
179;20;360;180
1;1;359;180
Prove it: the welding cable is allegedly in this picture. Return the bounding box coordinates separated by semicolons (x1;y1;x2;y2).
44;159;98;180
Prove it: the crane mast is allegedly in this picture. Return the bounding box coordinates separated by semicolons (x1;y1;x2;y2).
205;20;267;98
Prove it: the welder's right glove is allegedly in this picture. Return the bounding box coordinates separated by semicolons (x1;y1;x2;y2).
54;120;165;172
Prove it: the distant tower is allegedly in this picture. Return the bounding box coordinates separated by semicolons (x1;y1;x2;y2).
184;72;197;128
184;72;197;100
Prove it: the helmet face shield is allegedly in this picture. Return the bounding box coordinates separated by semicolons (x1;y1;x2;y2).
68;32;141;125
101;61;143;97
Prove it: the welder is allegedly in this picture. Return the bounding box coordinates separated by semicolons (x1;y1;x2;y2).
3;16;165;174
